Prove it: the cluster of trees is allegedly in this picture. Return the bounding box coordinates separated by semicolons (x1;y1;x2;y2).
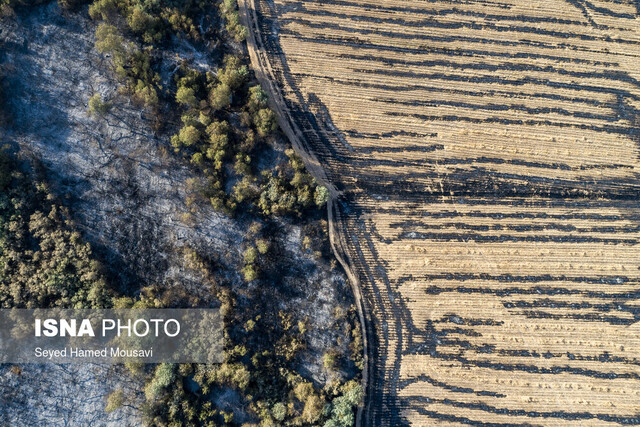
170;56;250;214
92;20;160;108
90;0;202;42
169;56;328;218
0;150;112;308
142;319;362;426
88;0;216;111
84;0;330;219
83;1;353;417
220;0;247;42
254;149;329;216
128;240;363;426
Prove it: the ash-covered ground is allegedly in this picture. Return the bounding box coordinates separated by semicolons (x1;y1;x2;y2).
0;4;357;425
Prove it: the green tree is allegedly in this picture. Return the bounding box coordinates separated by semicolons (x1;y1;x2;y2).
145;363;175;400
271;402;286;422
254;108;277;136
324;384;363;427
208;83;231;111
218;56;248;90
127;7;161;43
175;86;197;107
315;185;330;206
94;23;128;62
232;176;258;203
88;0;121;21
247;85;269;112
220;0;248;42
178;125;200;146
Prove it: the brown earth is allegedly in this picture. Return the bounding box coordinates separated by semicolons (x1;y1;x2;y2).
239;0;640;425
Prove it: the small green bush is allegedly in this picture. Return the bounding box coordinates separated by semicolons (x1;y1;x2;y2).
105;389;124;412
87;93;112;117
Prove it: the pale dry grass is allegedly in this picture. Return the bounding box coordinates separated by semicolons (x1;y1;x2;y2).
243;0;640;424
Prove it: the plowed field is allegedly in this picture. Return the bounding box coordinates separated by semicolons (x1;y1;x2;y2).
239;0;640;424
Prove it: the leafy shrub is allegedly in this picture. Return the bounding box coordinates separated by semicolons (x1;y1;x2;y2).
0;152;111;309
87;93;112;117
253;108;277;137
105;389;125;412
145;363;175;400
175;86;197;107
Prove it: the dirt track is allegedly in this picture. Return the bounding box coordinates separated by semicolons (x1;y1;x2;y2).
239;0;640;425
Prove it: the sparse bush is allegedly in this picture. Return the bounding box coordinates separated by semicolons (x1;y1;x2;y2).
255;239;269;255
243;246;257;264
105;389;124;412
323;350;338;371
239;267;257;287
241;246;259;281
87;93;112;117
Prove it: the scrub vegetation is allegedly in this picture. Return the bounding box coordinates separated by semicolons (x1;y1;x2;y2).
0;151;111;309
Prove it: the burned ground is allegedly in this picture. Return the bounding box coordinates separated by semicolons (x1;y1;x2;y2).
0;3;359;425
